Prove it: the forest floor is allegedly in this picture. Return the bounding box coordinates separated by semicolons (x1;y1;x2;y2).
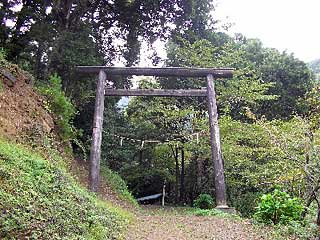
126;206;272;240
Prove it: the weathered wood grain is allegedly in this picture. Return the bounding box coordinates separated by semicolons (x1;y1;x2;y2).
76;66;233;78
105;89;207;97
206;74;228;207
89;70;106;192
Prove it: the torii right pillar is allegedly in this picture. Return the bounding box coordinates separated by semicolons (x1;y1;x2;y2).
206;74;233;211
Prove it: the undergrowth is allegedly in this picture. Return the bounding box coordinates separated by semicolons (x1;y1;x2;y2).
193;193;214;209
273;220;318;240
189;208;241;220
252;189;319;239
100;166;138;207
253;220;319;240
0;139;131;239
37;74;78;142
254;189;304;224
0;48;13;91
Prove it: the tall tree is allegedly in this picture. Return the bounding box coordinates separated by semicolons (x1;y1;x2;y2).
240;38;314;119
164;37;276;119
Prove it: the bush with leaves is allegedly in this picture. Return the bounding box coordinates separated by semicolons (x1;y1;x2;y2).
193;193;214;209
38;74;77;141
254;189;304;224
231;192;261;217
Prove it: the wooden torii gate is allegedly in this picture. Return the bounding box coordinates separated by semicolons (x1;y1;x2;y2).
76;66;233;209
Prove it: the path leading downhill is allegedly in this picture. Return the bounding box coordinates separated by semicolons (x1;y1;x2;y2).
126;206;271;240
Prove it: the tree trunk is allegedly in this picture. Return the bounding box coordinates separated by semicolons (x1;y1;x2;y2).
175;145;179;204
0;0;9;45
180;146;185;203
196;156;202;194
139;149;143;165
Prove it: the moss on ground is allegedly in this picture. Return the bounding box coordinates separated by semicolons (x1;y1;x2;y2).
0;139;131;239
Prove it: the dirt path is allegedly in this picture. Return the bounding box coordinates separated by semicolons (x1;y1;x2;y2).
126;206;270;240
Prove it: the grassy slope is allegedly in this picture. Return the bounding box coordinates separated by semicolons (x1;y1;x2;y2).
0;139;131;239
100;166;138;208
0;55;138;239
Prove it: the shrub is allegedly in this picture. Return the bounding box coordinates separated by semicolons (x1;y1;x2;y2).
0;47;6;60
0;48;7;91
254;189;304;224
193;193;214;209
38;74;77;141
231;192;261;217
190;208;241;220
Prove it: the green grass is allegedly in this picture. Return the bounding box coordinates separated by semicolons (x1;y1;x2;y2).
270;220;319;240
0;139;131;239
189;208;319;239
138;206;240;219
188;208;241;220
252;220;319;240
100;166;138;207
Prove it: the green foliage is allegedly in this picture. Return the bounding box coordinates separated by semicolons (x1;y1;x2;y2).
189;208;241;220
272;220;319;240
182;115;315;216
231;192;261;217
100;166;138;207
116;90;320;216
303;84;320;130
309;59;320;80
104;81;195;198
254;189;304;224
165;37;277;119
0;48;6;60
0;0;215;162
0;139;130;239
241;39;313;119
111;72;314;209
1;0;209;84
166;36;313;119
193;194;214;209
38;74;77;141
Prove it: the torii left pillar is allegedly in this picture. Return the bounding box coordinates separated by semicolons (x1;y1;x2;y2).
89;70;106;192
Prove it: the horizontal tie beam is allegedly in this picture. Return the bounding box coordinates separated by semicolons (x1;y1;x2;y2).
76;66;233;78
105;89;207;97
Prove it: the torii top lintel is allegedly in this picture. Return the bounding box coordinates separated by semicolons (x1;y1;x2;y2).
76;66;233;78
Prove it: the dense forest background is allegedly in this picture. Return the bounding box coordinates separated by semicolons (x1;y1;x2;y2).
1;0;320;222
